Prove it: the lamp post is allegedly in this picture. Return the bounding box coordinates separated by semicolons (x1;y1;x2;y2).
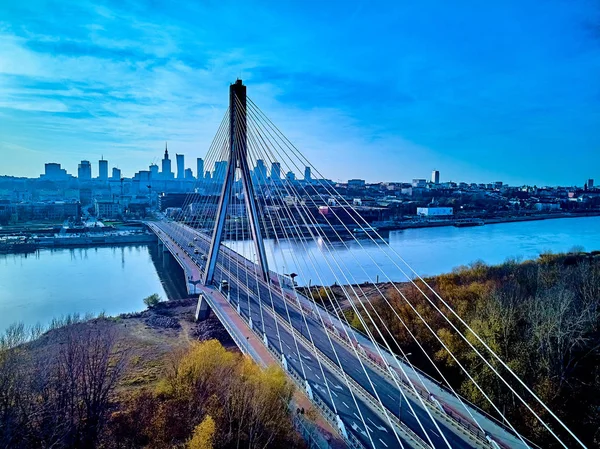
246;336;250;355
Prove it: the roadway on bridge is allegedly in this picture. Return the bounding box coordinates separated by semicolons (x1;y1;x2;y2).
152;221;483;449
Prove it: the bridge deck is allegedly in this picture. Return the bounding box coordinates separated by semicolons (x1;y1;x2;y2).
148;220;530;449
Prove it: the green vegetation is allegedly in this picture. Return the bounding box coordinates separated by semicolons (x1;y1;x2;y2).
0;318;302;449
353;250;600;448
143;293;162;308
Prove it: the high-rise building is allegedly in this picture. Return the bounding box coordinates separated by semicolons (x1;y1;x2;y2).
304;166;311;182
270;162;281;183
254;159;267;183
161;143;173;179
111;167;121;180
176;153;185;179
149;163;159;179
185;168;193;180
588;178;594;188
41;163;70;180
213;161;227;184
98;157;108;182
78;160;92;180
432;170;440;184
197;158;204;181
286;171;296;182
204;170;212;181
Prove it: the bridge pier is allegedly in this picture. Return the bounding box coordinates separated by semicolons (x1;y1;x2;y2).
195;293;211;321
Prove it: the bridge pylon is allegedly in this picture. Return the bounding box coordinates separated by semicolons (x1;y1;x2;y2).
204;80;270;285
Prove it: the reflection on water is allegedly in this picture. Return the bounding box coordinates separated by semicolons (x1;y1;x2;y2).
0;244;187;333
226;216;600;287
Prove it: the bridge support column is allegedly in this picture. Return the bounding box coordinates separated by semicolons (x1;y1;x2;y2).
195;293;211;321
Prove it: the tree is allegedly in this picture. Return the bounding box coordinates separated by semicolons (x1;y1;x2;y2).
187;415;216;449
143;293;162;308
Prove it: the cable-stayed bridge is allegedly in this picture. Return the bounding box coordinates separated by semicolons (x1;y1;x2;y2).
147;80;585;449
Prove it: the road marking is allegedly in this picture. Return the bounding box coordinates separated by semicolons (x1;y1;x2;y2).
429;430;440;438
387;394;395;400
379;438;388;448
331;390;338;398
306;365;312;371
342;401;349;408
315;373;320;380
368;418;388;433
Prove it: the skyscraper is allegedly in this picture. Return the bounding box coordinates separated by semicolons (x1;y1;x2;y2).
185;168;193;180
254;159;267;184
78;160;92;180
270;162;281;183
161;143;173;179
304;166;311;182
176;153;185;179
111;167;121;180
197;158;204;181
432;170;440;184
98;157;108;181
213;161;227;184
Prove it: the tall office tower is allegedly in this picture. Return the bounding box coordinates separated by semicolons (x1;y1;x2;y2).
98;157;108;181
255;159;267;183
197;158;204;181
204;170;212;181
304;166;311;182
111;167;121;180
432;170;440;184
176;153;185;179
185;168;194;180
270;161;281;183
213;160;227;184
161;142;172;178
588;178;594;188
78;160;92;180
149;163;159;179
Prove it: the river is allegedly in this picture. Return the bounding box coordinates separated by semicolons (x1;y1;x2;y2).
0;244;187;333
1;216;599;333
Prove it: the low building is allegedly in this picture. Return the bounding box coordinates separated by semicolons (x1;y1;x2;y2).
94;199;121;219
416;207;453;216
347;179;366;189
534;202;561;211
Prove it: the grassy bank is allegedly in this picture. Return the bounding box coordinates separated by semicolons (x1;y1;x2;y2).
0;299;307;449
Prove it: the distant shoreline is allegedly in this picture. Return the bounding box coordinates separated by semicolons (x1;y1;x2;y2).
383;211;600;232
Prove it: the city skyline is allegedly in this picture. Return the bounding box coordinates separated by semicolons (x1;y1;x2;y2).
1;1;599;185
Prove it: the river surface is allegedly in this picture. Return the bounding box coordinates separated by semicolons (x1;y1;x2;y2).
225;216;600;286
1;216;599;333
0;245;187;333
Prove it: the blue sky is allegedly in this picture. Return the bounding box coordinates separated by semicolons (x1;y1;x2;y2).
0;0;599;185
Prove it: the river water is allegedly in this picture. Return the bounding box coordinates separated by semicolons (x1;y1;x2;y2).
1;217;599;332
0;245;187;333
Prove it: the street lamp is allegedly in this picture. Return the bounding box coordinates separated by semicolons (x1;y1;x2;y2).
246;336;250;355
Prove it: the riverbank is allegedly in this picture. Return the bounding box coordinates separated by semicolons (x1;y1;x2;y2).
1;298;341;449
381;210;600;232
